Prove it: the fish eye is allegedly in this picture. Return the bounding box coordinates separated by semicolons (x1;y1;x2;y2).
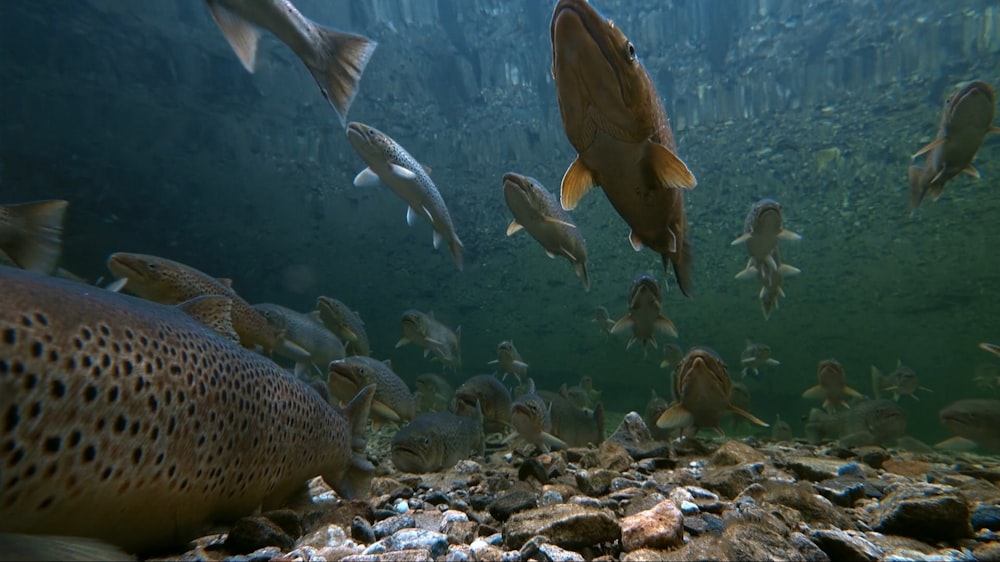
626;42;636;61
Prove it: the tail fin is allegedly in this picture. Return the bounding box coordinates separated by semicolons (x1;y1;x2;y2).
667;235;693;298
0;200;67;274
304;25;377;127
448;235;465;271
575;262;590;292
908;165;926;213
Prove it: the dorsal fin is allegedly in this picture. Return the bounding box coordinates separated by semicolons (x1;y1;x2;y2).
216;277;233;287
176;295;239;344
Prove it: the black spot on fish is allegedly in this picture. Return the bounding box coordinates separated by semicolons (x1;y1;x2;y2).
72;337;83;350
11;361;24;375
99;324;110;337
81;355;93;368
64;357;76;370
50;379;66;399
69;431;81;447
1;328;15;345
80;327;92;340
113;415;127;433
100;467;112;481
83;445;96;462
20;315;32;327
38;496;54;510
108;386;119;403
28;402;41;419
43;437;60;453
132;448;143;464
8;448;24;467
148;395;159;412
23;373;38;390
0;360;8;374
29;341;43;358
83;384;98;402
150;426;159;441
35;313;48;326
124;360;134;375
47;349;59;362
96;418;106;431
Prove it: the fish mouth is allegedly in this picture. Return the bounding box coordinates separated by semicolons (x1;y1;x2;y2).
328;362;363;387
502;173;531;196
551;0;626;103
106;252;143;280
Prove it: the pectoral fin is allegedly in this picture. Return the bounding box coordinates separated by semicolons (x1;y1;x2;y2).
207;1;261;73
628;230;644;251
544;216;576;228
802;385;825;399
654;315;678;338
912;137;947;159
390;163;417;180
648;143;697;190
730;233;751;245
541;432;569;451
354;167;381;187
395;337;410;348
560;157;596;211
610;316;634;335
506;220;523;236
372;399;401;422
730;405;769;427
656;403;693;429
962;165;981;179
778;229;802;241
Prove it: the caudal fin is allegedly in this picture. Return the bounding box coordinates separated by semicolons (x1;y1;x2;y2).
449;236;465;271
666;235;693;298
304;25;377;127
0;199;67;274
908;165;927;213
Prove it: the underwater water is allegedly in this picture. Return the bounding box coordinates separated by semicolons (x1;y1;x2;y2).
1;0;999;447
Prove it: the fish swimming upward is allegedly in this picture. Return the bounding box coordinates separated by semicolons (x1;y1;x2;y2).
0;266;375;553
347;122;465;270
396;309;462;371
802;359;862;413
316;296;370;356
205;0;376;126
107;252;283;353
489;339;529;381
0;200;68;275
551;0;697;296
732;199;801;319
503;172;589;291
611;274;677;354
253;302;345;377
909;80;999;212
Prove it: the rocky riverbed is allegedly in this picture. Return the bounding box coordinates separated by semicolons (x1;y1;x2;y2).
153;413;1000;562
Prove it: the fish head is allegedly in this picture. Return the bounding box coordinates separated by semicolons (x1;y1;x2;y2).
502;172;548;214
940;399;1000;446
252;303;289;333
452;375;512;432
673;346;732;405
390;421;444;473
946;80;996;130
328;357;375;401
316;296;345;324
862;399;906;441
579;376;594;391
563;385;589;409
747;199;784;236
106;252;182;300
346;121;393;162
512;394;549;434
400;309;428;340
594;306;611;322
628;273;662;309
496;340;518;361
817;359;846;389
550;0;662;150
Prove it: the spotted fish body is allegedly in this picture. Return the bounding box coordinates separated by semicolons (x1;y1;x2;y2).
0;266;374;553
106;252;282;352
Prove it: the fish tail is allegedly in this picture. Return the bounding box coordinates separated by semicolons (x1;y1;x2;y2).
0;199;68;274
448;235;465;271
667;235;694;298
908;165;926;213
575;262;590;292
304;24;377;127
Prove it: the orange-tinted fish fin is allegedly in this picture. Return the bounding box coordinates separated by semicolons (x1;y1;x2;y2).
778;229;802;241
980;342;1000;358
671;235;694;299
801;385;825;399
654;315;678;338
730;405;769;427
560;157;596;211
303;24;377;127
422;164;432;175
610;316;634;335
506;220;524;236
625;337;639;351
544;216;576;229
207;0;261;72
395;337;410;348
354;167;381;187
648;143;697;190
844;385;863;398
176;295;239;344
371;399;401;422
656;403;693;429
962;165;981;179
912;137;947;159
628;230;643;251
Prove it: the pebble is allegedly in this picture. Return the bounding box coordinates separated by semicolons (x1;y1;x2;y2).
620;499;684;552
362;529;449;558
972;505;1000;531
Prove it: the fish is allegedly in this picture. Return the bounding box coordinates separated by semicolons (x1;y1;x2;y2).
611;274;677;354
0;200;68;275
106;252;282;352
413;373;453;414
802;359;862;413
909;80;999;211
316;296;370;356
205;0;376;126
550;0;697;295
593;306;615;339
644;389;675;441
452;374;512;434
981;342;1000;359
0;533;134;562
871;359;931;401
396;309;461;371
488;340;529;381
562;375;601;410
939;399;1000;451
347;122;465;270
537;389;605;447
656;346;768;436
754;252;799;320
328;356;416;427
770;414;793;441
739;339;780;379
658;343;684;370
0;266;374;553
502;172;589;291
804;399;907;447
391;407;484;473
510;379;567;453
732;199;801;320
253;302;345;377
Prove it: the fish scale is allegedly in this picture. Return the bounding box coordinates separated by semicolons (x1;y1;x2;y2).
0;266;373;553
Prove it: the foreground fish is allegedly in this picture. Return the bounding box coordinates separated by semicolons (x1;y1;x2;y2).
657;347;768;436
939;399;1000;451
0;266;374;553
909;80;999;211
106;252;282;352
503;172;589;291
316;296;370;356
0;199;67;275
805;398;907;447
347;122;464;270
732;199;801;319
551;0;697;295
611;274;677;353
510;379;567;453
802;359;862;413
391;407;484;473
871;359;931;401
328;356;416;427
489;340;529;381
396;309;461;370
740;339;780;379
253;302;345;376
452;374;512;434
205;0;376;126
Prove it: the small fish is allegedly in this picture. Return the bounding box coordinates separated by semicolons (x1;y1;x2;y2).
644;389;676;441
658;343;685;370
510;379;567;453
804;398;906;447
347;122;464;270
391;407;484;473
205;0;377;126
740;339;781;378
253;302;345;377
0;266;375;553
537;389;605;447
871;360;931;401
396;309;461;371
578;375;602;406
316;296;370;356
488;340;529;381
909;80;999;211
0;199;68;275
939;399;1000;451
106;252;282;352
802;359;862;413
754;252;800;319
503;172;589;291
551;0;697;295
560;383;590;410
593;305;615;339
413;373;453;414
657;347;768;436
452;374;512;434
611;274;677;354
770;414;793;441
328;356;416;427
732;200;801;320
